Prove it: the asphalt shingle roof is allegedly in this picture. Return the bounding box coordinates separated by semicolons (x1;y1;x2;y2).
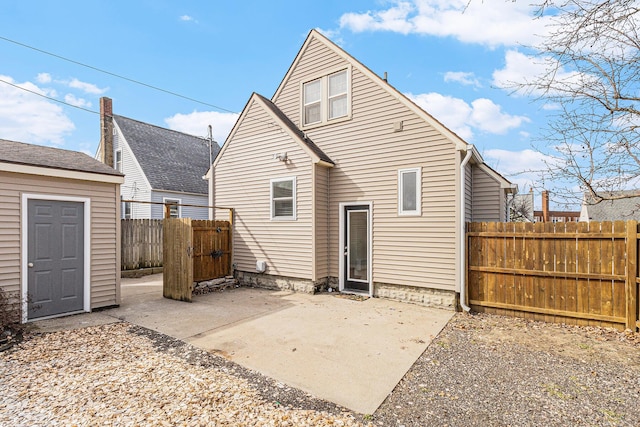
255;94;334;165
0;138;123;177
584;190;640;221
114;115;220;194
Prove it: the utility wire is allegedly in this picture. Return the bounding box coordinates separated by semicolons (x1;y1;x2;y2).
0;77;99;114
0;34;237;114
0;35;290;137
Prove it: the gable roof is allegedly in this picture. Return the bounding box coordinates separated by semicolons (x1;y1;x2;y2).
214;93;334;168
255;94;334;165
273;29;468;152
0;138;123;177
114;115;219;194
582;190;640;221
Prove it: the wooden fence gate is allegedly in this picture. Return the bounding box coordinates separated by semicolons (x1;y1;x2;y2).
467;220;639;331
163;219;231;302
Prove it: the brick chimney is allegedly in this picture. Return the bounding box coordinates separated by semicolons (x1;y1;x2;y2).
542;190;550;223
99;97;114;167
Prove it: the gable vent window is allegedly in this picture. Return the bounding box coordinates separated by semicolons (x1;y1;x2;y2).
302;68;350;127
271;177;296;220
115;149;122;172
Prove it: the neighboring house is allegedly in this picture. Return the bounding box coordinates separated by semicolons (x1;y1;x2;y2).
207;29;516;309
579;190;640;222
533;190;580;223
0;138;124;321
97;97;220;219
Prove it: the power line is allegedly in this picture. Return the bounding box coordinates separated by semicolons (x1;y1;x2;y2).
0;77;99;114
0;34;238;114
0;35;288;137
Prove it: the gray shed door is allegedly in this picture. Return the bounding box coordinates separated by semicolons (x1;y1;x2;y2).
27;200;84;319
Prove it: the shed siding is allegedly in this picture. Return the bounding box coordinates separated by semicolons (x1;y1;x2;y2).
0;171;120;309
213;100;314;280
274;37;458;291
471;166;502;222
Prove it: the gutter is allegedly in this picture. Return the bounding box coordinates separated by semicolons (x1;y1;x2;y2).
459;145;474;312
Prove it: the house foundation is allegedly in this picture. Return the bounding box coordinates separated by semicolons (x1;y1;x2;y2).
374;282;456;310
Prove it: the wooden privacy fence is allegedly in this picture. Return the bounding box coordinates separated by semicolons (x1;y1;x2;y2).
163;218;232;302
467;220;639;331
121;219;163;270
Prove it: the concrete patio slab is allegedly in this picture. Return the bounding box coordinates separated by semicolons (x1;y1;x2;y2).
33;273;454;414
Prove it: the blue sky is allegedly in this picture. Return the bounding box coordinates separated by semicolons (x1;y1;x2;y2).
0;1;561;206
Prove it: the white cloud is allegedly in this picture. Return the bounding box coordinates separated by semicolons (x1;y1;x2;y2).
0;75;75;145
492;50;582;97
483;148;550;191
406;92;529;140
180;15;197;23
339;0;550;48
64;93;92;108
469;98;530;134
67;78;108;95
164;110;239;144
407;92;473;139
443;71;481;88
36;73;52;84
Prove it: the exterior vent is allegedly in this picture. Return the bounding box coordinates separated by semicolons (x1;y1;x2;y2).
393;121;403;132
256;260;267;273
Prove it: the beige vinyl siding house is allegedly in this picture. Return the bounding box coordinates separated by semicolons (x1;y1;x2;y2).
209;30;515;309
471;164;513;222
0;139;124;322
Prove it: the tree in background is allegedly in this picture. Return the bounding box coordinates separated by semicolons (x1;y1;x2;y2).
512;1;640;205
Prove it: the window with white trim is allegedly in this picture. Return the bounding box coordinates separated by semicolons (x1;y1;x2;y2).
328;71;348;119
123;201;132;219
271;177;296;220
302;69;349;126
163;197;181;218
115;149;122;172
303;79;322;125
398;168;421;216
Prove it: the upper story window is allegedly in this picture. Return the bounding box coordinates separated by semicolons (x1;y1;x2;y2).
328;71;348;119
302;69;350;127
271;177;296;220
398;167;421;216
114;149;122;172
304;79;322;125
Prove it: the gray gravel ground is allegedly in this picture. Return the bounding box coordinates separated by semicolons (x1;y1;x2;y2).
373;312;640;427
1;312;638;426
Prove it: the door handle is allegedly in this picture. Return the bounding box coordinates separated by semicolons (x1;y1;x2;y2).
28;262;34;268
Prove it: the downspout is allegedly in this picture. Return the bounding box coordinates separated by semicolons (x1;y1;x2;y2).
459;145;474;312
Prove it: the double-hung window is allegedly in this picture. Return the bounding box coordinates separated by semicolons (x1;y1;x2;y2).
271;177;296;220
328;71;348;119
302;69;349;127
163;197;181;218
398;168;421;216
303;79;322;125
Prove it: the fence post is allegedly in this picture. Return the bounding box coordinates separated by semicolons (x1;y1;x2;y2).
626;220;638;331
